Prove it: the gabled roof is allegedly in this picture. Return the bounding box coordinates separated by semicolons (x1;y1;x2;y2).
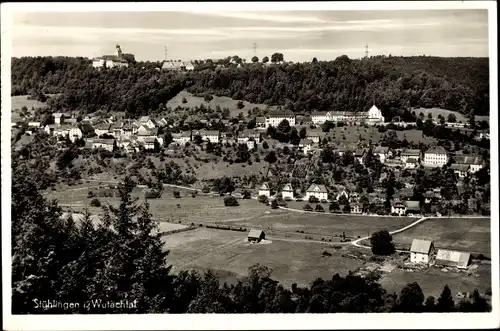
299;139;312;145
401;149;421;156
282;183;293;192
259;182;270;190
405;200;420;211
406;158;418;164
248;229;264;238
95;123;111;131
311;111;329;116
144;137;157;143
454;155;484;165
410;239;434;254
267;109;295;117
369;105;380;112
450;164;470;171
53;112;63;118
435;249;470;268
306;184;328;193
256;116;266;123
425;146;447;155
374;146;389;154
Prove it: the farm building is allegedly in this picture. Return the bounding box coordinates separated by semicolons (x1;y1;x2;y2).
450;164;470;178
405;200;421;215
258;183;271;198
373;146;390;163
410;239;436;265
281;183;294;199
435;249;471;269
248;229;265;243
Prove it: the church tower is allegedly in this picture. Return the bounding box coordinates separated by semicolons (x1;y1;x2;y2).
116;44;123;58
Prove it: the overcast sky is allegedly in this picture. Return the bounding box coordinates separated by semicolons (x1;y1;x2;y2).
11;10;489;62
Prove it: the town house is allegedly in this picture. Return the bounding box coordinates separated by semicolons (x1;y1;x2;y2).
265;109;296;127
424;146;448;167
281;183;294;200
305;184;328;201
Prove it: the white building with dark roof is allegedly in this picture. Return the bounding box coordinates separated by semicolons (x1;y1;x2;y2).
258;182;271;198
424;146;448;167
305;184;328;201
265;109;296;127
281;183;294;199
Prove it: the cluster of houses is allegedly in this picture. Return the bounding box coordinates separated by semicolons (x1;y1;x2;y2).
39;112;166;153
409;239;471;269
254;105;385;130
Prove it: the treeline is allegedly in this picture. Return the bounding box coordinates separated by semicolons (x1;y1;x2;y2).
11;57;189;118
186;55;489;117
12;156;491;314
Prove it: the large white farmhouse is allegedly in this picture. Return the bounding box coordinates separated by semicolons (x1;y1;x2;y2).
424;146;448;167
265;109;296;127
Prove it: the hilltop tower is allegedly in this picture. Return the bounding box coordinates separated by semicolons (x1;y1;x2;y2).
116;44;123;58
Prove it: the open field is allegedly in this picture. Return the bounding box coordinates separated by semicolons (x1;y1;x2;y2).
163;227;364;287
11;95;49;112
46;184;271;224
412;107;468;123
163;227;491;296
225;210;417;239
391;217;491;255
379;262;491;299
167;90;277;118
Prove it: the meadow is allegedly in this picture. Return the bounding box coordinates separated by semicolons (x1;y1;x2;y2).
162;227;364;287
412;107;468;123
167;90;277;117
391;217;491;255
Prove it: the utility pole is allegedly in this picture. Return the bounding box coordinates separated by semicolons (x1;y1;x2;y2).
365;44;369;59
164;46;168;61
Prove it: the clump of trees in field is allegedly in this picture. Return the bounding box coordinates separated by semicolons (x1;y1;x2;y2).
11;160;491;314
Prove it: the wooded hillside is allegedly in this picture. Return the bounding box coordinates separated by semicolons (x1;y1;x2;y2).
11;55;489;118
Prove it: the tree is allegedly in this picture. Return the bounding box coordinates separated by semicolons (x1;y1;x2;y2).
271;53;284;64
436;285;455;312
303;204;313;211
258;195;269;204
424;296;436;312
396;282;425;312
315;205;324;212
262;56;269;64
447;113;456;123
329;201;340;212
247;117;256;129
299;127;307;139
264;151;277;164
308;196;319;203
271;200;279;209
164;131;173;147
369;230;395;255
243;190;251;199
224;196;240;206
277;119;291;133
251;56;259;63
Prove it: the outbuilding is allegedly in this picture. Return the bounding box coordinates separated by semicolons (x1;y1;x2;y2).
435;249;471;269
248;229;266;243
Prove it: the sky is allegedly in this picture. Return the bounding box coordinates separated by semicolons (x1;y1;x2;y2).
10;9;489;62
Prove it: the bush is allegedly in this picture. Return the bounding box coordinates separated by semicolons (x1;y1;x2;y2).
202;186;210;193
284;196;292;202
87;191;95;198
224;196;240;206
173;190;181;198
89;198;101;207
145;190;161;199
315;205;325;212
258;195;269;204
320;199;328;203
191;191;197;198
243;190;251;199
271;200;279;209
308;196;320;203
322;251;332;257
303;204;313;211
333;245;342;249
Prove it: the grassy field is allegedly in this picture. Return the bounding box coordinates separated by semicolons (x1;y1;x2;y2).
395;129;437;144
412;107;468;123
163;227;364;287
225;209;416;239
379;262;491;299
391;217;491;255
167;90;277;118
11;95;49;112
46;184;271;224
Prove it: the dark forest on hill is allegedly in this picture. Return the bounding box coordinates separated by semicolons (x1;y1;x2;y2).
11;55;489;119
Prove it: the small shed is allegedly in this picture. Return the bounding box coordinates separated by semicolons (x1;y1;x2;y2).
410;239;435;265
435;249;471;269
248;229;265;243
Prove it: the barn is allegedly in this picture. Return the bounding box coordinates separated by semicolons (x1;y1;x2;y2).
410;239;435;265
248;229;265;243
435;249;471;269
